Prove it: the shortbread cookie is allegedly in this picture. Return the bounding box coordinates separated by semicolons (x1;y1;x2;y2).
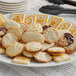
47;47;65;56
64;39;76;54
27;23;43;33
48;16;63;28
69;25;76;38
53;54;71;63
22;32;45;43
0;27;7;37
25;42;42;52
13;56;31;64
24;15;35;25
35;15;48;26
6;42;23;57
42;43;55;51
0;13;7;27
43;28;60;43
4;20;20;29
7;27;22;40
58;31;74;46
57;22;72;30
23;50;35;58
34;52;52;63
19;23;30;32
10;13;24;23
0;47;5;54
2;33;17;48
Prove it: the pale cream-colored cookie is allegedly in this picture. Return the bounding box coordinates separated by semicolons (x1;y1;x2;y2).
25;42;42;52
43;28;60;43
10;13;24;23
2;33;17;48
19;23;30;33
6;42;23;57
53;54;71;63
27;23;43;33
22;32;45;43
64;39;76;54
13;56;31;64
58;30;74;46
4;20;20;29
34;52;52;63
42;43;55;51
47;47;65;56
7;27;22;40
0;47;5;54
23;50;35;58
0;13;7;27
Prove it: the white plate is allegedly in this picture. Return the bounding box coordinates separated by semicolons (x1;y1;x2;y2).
0;13;76;67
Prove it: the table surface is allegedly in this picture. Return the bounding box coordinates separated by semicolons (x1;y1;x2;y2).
0;0;76;76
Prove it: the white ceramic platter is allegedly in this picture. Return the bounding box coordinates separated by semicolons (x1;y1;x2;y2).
0;13;76;67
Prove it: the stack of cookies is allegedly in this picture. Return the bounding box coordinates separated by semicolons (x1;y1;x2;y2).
0;13;76;64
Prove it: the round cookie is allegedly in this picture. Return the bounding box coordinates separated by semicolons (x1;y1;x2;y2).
4;20;20;29
34;52;52;63
25;42;42;52
22;32;45;43
7;27;22;40
58;30;74;46
23;50;35;58
6;42;23;57
47;47;65;56
43;28;60;43
64;39;76;54
2;33;17;48
27;23;43;33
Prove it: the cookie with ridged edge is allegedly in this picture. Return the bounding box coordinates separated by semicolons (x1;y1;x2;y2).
25;42;42;53
6;42;23;58
34;52;52;63
2;33;17;48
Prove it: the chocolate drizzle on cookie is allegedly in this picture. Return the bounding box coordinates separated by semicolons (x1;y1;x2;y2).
64;33;74;45
42;25;51;30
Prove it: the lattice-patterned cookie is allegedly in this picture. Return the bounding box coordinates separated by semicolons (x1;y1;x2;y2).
24;15;35;25
13;56;31;64
35;15;48;26
48;16;63;28
10;13;24;23
58;22;72;30
69;25;76;38
0;13;7;27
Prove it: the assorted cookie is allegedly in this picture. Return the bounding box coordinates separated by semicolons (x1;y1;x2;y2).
0;13;75;65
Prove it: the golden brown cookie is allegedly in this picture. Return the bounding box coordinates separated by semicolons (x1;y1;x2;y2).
13;56;31;64
47;47;65;56
6;42;23;57
53;54;71;63
25;42;42;53
34;52;52;63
